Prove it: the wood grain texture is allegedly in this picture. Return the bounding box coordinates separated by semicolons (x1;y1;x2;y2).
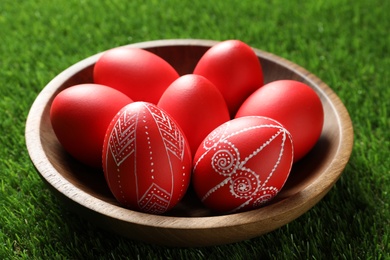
25;39;354;247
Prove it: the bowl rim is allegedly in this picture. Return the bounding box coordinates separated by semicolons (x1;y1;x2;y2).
25;39;354;231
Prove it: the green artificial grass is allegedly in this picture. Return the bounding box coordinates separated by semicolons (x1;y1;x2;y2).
1;0;389;258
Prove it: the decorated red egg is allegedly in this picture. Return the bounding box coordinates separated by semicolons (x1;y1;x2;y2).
192;116;293;213
50;83;133;168
102;102;192;214
193;40;264;117
157;74;230;155
94;47;179;104
235;80;324;162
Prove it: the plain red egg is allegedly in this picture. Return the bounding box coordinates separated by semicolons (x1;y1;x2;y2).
157;74;230;156
93;47;179;104
193;40;264;117
235;80;324;162
50;84;133;168
192;116;293;213
102;102;192;214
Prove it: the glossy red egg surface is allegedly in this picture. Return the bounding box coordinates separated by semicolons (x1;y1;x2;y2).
157;74;230;156
50;84;133;168
102;102;192;214
192;116;293;214
93;47;179;104
236;80;324;162
193;40;264;117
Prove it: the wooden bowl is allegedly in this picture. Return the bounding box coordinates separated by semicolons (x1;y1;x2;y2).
25;39;353;247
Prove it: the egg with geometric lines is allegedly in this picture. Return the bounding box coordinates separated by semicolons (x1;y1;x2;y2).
192;116;294;214
102;102;192;214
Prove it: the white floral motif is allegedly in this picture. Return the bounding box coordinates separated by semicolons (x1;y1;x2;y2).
109;108;137;166
107;103;188;214
211;141;240;176
252;187;279;207
144;103;185;161
203;122;229;149
196;117;290;213
138;183;171;214
230;168;260;198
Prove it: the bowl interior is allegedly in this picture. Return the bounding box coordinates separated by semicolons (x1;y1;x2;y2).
35;41;344;217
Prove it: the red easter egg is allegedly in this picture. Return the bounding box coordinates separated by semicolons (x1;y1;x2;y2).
157;74;230;156
102;102;192;214
94;47;179;104
235;80;324;162
193;40;264;117
50;84;133;168
192;116;293;213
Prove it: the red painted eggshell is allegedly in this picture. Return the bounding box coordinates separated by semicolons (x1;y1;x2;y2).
235;80;324;162
102;102;192;214
93;47;179;104
193;40;264;117
50;84;133;168
192;116;293;214
157;74;230;156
